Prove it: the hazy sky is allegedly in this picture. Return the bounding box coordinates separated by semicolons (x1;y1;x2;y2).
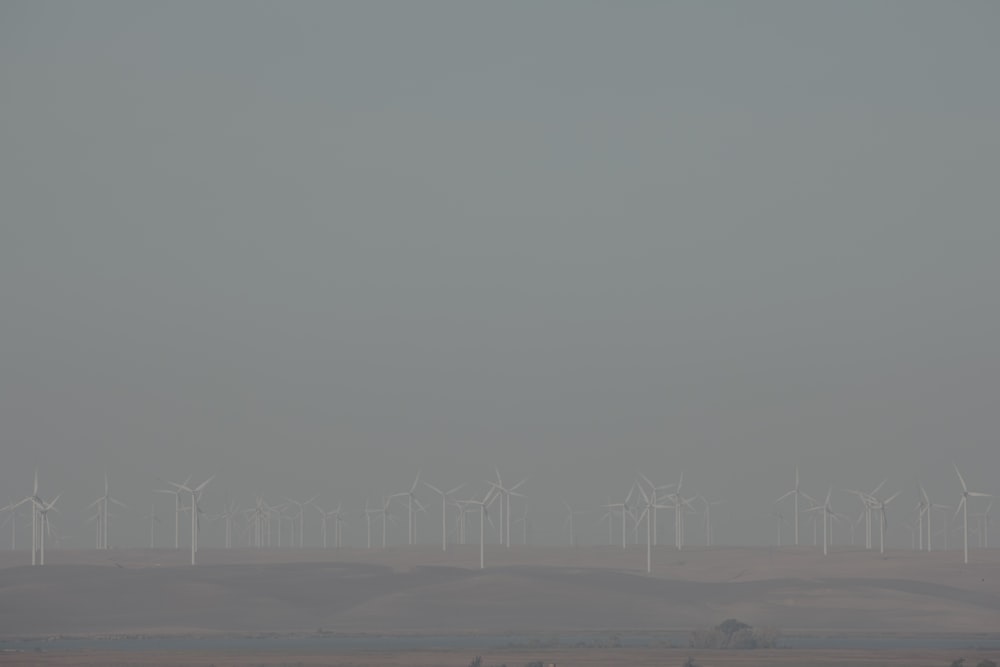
2;2;998;548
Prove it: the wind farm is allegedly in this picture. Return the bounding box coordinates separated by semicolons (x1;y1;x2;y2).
3;2;999;665
2;459;999;662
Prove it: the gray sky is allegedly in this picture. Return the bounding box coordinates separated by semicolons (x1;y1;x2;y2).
1;1;998;548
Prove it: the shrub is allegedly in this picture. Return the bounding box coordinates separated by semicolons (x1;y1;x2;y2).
689;619;780;649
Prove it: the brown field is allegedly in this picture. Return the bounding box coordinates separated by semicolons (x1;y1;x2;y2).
1;545;998;665
4;648;1000;667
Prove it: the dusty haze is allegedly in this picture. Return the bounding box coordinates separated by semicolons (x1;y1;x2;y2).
1;2;998;549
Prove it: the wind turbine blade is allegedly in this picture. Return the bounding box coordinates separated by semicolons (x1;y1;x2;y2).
885;491;900;505
423;482;443;496
955;463;968;492
446;483;466;496
969;492;992;498
509;479;527;493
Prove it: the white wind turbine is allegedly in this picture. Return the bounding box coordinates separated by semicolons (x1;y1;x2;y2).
144;499;161;549
332;505;348;548
636;483;671;573
981;501;992;548
21;472;37;565
89;472;126;550
919;486;950;552
461;488;496;569
638;473;673;547
663;474;696;551
154;476;191;549
562;501;587;547
245;498;267;548
397;472;426;546
599;499;615;546
364;499;375;549
1;500;25;550
316;503;347;549
423;480;466;551
316;505;334;548
376;495;397;549
806;488;836;556
168;476;213;565
36;494;60;566
452;499;476;545
955;463;992;564
603;483;637;550
491;469;527;548
513;503;529;545
697;495;724;547
845;480;883;550
283;494;319;548
772;510;788;546
916;485;929;551
20;469;46;566
776;467;815;547
217;500;239;549
874;489;899;554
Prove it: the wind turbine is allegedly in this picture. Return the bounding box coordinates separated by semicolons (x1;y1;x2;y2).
772;510;788;546
36;494;60;566
806;488;836;556
919;486;949;553
143;499;162;549
315;505;333;548
332;505;349;548
776;467;815;547
22;470;40;565
955;464;992;564
316;503;347;549
90;473;126;550
915;485;929;551
604;483;636;550
874;489;900;554
638;473;673;547
562;501;587;547
283;494;319;548
168;476;214;565
697;495;724;547
981;501;993;548
376;495;397;549
599;499;615;546
424;480;465;551
396;472;426;546
364;499;375;549
491;469;526;549
154;476;191;549
513;503;529;545
636;484;671;573
217;500;239;549
1;500;25;550
462;488;496;569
